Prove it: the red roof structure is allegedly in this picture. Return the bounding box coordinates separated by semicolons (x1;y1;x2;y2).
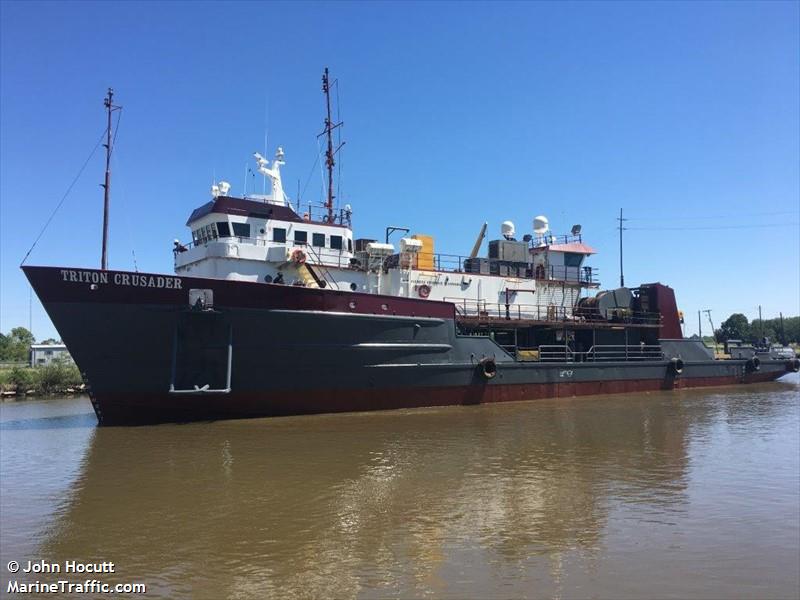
534;242;597;255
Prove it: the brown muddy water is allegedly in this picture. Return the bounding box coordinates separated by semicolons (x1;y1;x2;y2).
1;376;798;599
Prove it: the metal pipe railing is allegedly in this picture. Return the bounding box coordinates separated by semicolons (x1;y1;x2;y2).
538;344;664;363
445;299;662;326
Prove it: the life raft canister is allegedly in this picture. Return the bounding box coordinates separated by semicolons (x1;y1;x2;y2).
418;284;431;299
478;357;497;380
669;357;684;375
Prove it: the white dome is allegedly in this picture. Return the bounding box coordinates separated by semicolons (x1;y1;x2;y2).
533;215;549;234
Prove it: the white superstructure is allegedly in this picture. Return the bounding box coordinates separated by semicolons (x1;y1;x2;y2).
174;146;599;319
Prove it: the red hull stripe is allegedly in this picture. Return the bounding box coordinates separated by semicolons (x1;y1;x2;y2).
94;371;788;424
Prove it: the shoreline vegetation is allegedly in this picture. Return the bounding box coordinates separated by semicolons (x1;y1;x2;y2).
0;326;86;398
0;361;85;398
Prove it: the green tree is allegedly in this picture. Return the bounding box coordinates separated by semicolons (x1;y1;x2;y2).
0;327;35;362
9;327;35;346
768;316;800;344
784;317;800;344
717;313;750;342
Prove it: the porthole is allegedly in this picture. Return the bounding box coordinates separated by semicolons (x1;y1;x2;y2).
349;282;357;291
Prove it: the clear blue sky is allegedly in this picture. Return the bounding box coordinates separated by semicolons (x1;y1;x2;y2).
1;1;798;339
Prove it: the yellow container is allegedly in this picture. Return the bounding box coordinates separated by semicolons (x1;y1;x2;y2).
413;234;434;270
517;349;540;362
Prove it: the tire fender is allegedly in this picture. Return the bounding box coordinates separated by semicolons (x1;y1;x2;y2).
478;357;497;380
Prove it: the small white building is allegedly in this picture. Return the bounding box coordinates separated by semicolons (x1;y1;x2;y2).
30;344;72;367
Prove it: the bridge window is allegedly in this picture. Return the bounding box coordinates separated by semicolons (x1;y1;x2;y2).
217;222;231;238
312;233;325;247
273;228;286;243
195;223;217;243
347;238;353;252
294;230;307;244
564;252;583;267
330;235;343;250
232;223;250;238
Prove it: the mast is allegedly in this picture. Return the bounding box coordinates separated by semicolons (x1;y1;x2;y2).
101;88;121;270
321;68;341;223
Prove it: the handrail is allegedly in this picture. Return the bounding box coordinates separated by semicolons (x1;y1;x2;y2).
447;299;662;326
538;344;664;363
302;244;339;287
176;237;600;285
175;236;354;270
298;202;352;228
386;252;599;284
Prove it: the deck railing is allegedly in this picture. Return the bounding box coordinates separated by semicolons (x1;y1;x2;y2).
175;236;355;269
387;252;599;284
537;344;664;362
177;236;600;285
450;299;662;326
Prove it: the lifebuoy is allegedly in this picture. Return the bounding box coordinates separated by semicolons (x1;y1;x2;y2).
746;356;761;372
290;248;307;265
418;284;431;299
478;357;497;380
669;357;684;375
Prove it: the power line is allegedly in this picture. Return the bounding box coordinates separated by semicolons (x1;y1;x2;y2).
626;210;799;221
627;222;798;231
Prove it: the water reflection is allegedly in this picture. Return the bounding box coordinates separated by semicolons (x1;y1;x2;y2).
2;378;797;599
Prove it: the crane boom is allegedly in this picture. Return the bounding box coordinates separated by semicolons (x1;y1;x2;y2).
469;222;488;258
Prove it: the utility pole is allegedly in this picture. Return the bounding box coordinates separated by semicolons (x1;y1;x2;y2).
698;310;702;339
703;309;715;347
758;305;763;341
617;208;627;287
101;88;121;270
780;312;785;345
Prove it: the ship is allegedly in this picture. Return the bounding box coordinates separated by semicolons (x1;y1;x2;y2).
23;72;799;425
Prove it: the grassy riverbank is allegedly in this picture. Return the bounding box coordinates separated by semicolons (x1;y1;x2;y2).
0;362;84;396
